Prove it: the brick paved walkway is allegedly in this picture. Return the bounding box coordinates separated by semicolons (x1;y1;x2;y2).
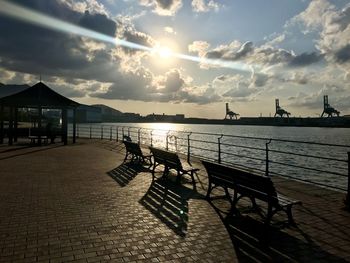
0;139;350;262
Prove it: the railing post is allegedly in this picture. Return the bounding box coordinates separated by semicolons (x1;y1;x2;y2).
266;139;272;176
345;152;350;211
122;127;124;139
150;130;153;147
128;127;130;137
166;131;170;150
187;132;192;163
89;125;92;139
138;128;141;144
101;125;103;140
218;134;223;164
110;126;112;141
116;127;118;142
77;124;79;138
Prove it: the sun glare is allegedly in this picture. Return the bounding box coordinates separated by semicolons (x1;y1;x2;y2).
158;46;172;58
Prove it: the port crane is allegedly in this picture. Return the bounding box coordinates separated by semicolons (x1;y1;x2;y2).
321;95;340;117
274;99;290;118
225;103;239;120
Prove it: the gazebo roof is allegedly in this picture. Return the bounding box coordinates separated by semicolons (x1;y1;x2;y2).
0;82;79;108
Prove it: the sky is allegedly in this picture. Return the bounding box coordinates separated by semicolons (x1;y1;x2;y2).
0;0;349;118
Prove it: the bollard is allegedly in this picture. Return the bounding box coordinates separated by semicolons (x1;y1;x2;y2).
266;139;272;176
218;134;223;164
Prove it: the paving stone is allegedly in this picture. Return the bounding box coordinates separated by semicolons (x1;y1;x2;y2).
0;139;349;262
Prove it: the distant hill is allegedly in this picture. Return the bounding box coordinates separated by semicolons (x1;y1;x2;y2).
91;104;124;122
0;84;30;98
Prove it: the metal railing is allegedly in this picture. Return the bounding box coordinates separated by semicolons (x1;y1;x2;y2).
73;123;350;203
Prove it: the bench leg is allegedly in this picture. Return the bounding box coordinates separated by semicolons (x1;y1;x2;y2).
286;205;296;225
265;204;273;226
206;181;213;200
151;163;157;181
123;152;129;163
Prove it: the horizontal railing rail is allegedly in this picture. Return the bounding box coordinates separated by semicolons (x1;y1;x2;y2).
72;123;350;203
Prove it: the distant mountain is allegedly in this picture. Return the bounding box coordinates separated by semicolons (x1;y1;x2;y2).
92;104;123;116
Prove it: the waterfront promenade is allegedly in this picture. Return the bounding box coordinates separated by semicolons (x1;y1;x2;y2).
0;139;349;262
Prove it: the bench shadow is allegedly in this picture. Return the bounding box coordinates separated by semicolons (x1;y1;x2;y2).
139;179;197;237
107;162;150;187
209;200;348;262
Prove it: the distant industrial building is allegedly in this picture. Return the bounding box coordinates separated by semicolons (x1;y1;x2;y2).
145;113;185;122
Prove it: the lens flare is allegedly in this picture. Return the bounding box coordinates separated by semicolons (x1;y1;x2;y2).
0;1;252;72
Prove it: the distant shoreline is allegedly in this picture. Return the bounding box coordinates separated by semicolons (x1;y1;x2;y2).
87;116;350;128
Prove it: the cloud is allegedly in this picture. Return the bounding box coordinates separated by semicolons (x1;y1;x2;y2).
289;52;323;67
290;1;350;69
334;44;350;63
163;69;185;92
59;0;109;16
192;0;220;13
189;39;322;71
164;26;176;34
288;85;347;111
139;0;182;16
79;10;116;36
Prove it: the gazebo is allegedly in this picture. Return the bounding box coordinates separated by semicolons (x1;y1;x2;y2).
0;82;80;145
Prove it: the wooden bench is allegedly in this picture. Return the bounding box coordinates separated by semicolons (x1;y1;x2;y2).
123;141;152;165
149;147;199;187
201;160;302;225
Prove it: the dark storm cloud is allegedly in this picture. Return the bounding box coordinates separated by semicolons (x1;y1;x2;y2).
0;0;117;77
79;11;116;36
334;44;350;64
289;52;323;67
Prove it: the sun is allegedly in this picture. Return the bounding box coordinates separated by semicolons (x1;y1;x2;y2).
151;39;179;66
158;46;172;58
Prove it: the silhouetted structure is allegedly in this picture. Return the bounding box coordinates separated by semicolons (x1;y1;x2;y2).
321;95;340;117
274;99;290;118
0;82;79;145
225;103;239;120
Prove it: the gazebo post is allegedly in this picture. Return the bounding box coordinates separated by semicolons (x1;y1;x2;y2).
38;105;42;146
8;107;13;146
72;108;77;144
62;108;68;145
0;104;3;144
14;107;18;143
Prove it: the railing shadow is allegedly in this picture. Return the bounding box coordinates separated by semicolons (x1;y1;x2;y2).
0;144;64;161
209;201;348;262
139;179;197;237
107;162;150;187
